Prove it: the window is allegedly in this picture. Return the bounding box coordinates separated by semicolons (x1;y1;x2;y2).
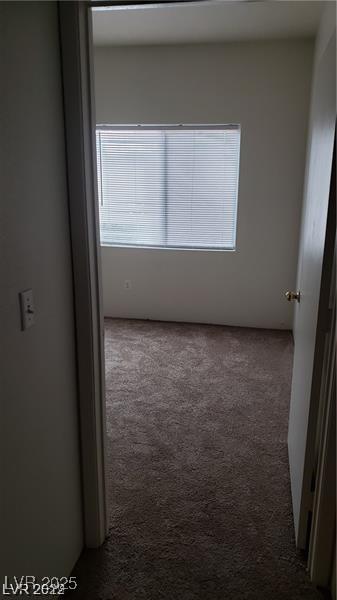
96;125;240;250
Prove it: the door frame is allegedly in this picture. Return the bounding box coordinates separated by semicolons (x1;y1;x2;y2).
58;0;336;556
59;1;107;548
307;142;336;588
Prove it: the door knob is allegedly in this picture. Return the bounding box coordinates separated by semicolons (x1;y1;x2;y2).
285;291;300;302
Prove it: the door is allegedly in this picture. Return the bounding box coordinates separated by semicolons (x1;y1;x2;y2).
287;31;336;549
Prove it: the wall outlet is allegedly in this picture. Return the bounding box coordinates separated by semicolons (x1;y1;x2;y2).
19;289;35;330
124;280;132;290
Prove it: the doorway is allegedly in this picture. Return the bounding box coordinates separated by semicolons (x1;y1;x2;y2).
59;2;336;598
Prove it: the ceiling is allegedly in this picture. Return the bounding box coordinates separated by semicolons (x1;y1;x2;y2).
92;0;324;46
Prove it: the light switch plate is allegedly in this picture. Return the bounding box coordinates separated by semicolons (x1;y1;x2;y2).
19;289;35;330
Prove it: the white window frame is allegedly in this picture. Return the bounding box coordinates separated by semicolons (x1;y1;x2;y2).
96;123;241;252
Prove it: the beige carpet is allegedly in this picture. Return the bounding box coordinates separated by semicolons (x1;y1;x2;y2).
69;319;325;600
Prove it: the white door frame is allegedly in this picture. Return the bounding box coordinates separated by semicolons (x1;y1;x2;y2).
59;1;107;548
308;145;336;588
57;0;336;557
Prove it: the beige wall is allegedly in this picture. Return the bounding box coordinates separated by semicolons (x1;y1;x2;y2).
94;40;314;329
0;2;82;578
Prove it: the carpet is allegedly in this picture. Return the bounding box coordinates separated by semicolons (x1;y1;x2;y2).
69;319;325;600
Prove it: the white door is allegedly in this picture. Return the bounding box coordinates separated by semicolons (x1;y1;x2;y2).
287;31;336;549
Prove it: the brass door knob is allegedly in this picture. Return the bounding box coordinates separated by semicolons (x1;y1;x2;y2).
285;291;300;302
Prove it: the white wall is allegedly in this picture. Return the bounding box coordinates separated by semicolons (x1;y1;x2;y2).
0;2;83;578
94;40;314;329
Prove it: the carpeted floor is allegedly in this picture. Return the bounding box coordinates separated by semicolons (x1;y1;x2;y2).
69;319;325;600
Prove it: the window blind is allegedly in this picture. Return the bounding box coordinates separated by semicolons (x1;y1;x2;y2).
96;125;240;250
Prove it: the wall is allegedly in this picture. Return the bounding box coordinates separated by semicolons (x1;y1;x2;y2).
0;2;83;579
94;40;314;329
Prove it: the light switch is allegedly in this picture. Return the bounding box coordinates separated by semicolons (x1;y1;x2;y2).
19;289;35;330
